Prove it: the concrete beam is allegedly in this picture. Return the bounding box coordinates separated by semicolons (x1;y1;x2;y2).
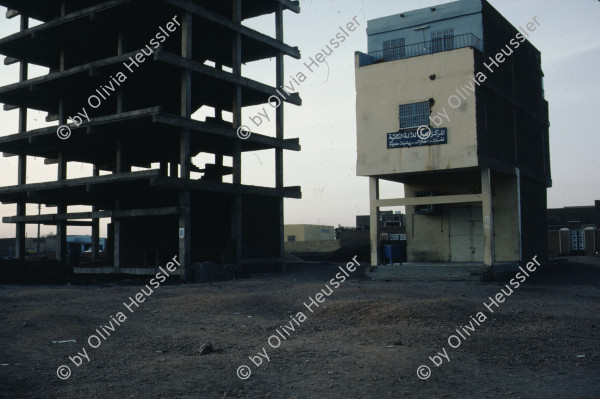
3;56;19;65
0;170;161;196
65;221;94;227
153;114;301;151
0;107;162;149
73;267;183;276
165;0;301;60
3;206;178;223
155;51;302;106
6;9;19;19
375;194;482;208
279;0;300;13
239;257;284;264
149;176;301;198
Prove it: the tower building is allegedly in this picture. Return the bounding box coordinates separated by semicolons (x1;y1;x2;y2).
355;0;550;269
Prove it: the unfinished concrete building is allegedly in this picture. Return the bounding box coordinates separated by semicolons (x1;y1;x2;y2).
0;0;302;280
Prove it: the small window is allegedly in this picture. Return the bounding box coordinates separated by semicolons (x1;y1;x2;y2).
399;101;430;129
287;236;296;242
431;29;455;53
383;38;405;61
321;230;330;234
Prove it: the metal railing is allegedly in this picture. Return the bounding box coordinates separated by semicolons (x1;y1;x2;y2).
358;33;481;67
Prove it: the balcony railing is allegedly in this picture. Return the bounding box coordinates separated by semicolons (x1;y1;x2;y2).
358;33;481;67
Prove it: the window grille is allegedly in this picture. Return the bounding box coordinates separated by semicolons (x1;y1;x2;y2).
399;101;430;129
383;38;405;61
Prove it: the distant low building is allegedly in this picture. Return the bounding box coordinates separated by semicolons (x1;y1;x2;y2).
284;225;335;242
547;201;599;256
547;201;599;230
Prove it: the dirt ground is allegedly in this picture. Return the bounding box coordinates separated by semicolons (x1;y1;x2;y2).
0;257;599;399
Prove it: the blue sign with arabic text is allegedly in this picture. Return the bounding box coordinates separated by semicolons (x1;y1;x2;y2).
387;127;447;148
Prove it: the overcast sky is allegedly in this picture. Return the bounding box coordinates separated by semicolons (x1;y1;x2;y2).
0;0;599;238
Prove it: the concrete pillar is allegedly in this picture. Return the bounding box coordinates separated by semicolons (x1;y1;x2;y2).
91;165;99;261
113;141;125;269
178;128;192;279
178;190;191;280
275;4;285;271
56;36;68;265
15;140;26;260
481;168;495;267
117;31;126;113
113;199;121;269
231;0;243;263
369;177;380;267
15;14;28;260
515;168;522;261
177;10;193;280
56;152;67;264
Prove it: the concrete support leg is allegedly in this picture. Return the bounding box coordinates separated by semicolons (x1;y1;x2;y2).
481;168;495;268
15;157;26;259
56;153;67;264
15;14;28;260
56;215;67;263
178;190;191;281
113;140;126;270
369;177;380;267
178;10;193;281
178;130;191;280
113;200;121;269
232;0;243;264
55;19;69;265
91;165;100;261
275;3;285;272
91;217;99;261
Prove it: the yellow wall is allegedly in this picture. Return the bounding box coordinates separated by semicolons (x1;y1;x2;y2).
403;172;481;262
400;171;519;262
285;225;307;242
355;47;479;176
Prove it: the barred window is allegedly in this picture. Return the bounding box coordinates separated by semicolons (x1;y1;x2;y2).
383;38;405;61
431;29;455;53
399;101;430;129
